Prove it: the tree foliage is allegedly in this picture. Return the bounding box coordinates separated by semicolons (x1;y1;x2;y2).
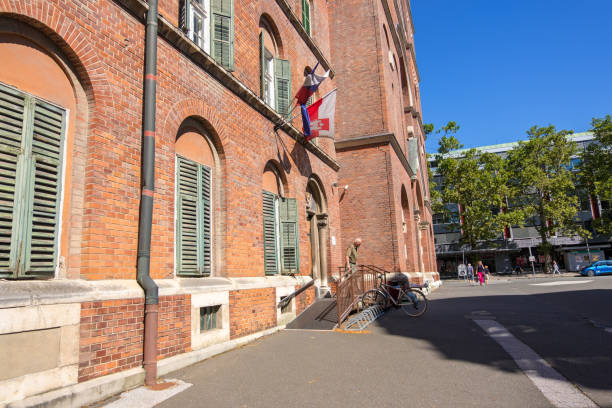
578;115;612;234
506;125;584;271
432;122;520;254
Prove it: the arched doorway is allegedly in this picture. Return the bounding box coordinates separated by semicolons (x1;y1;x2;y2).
400;185;413;272
306;176;329;297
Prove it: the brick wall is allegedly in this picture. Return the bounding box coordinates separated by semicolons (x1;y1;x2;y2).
78;299;144;382
295;285;315;316
337;145;399;271
330;0;386;140
157;295;191;360
229;288;276;339
0;0;343;282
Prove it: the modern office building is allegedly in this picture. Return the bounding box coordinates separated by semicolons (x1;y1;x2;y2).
430;132;611;276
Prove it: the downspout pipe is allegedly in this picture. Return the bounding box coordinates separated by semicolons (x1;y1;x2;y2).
137;0;159;386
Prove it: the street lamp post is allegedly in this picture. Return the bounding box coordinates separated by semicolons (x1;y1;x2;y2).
585;236;592;264
528;245;536;278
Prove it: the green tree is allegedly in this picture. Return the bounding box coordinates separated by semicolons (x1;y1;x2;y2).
578;115;612;234
506;125;584;272
432;122;520;259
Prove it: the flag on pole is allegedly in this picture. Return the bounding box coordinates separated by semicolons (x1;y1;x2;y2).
302;89;337;142
295;63;330;105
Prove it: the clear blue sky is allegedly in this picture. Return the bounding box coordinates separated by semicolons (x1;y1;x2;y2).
411;0;612;153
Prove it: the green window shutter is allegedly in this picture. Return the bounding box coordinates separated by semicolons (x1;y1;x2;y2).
22;98;66;277
0;85;26;277
179;0;191;32
200;164;212;276
0;83;66;279
279;197;299;275
176;156;212;277
274;58;291;116
302;0;311;35
211;0;234;70
177;156;200;276
262;191;278;275
260;31;265;99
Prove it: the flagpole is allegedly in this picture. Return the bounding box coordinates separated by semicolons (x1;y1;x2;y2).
317;88;338;102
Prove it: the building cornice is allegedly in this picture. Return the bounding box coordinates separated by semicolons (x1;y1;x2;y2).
335;132;415;178
114;0;339;172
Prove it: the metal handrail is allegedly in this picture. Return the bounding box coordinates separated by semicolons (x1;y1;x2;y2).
336;265;385;325
278;279;315;309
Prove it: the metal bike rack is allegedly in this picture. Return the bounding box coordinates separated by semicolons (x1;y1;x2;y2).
344;305;385;331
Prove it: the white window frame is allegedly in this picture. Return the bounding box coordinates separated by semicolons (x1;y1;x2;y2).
264;48;275;108
189;0;211;54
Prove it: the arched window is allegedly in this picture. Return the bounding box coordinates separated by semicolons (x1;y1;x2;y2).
175;120;217;277
262;162;299;275
259;19;291;115
0;23;83;279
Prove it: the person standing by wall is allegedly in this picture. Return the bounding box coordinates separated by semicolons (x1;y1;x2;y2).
345;238;362;276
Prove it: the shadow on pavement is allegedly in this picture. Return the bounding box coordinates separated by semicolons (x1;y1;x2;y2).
374;288;612;395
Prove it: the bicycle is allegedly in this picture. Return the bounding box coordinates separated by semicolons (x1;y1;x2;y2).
361;273;428;317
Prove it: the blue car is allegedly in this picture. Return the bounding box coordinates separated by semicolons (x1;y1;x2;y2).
581;260;612;277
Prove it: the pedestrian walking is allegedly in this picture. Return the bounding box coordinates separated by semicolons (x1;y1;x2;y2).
345;238;361;276
476;261;485;286
467;263;474;285
514;264;523;275
553;260;560;275
484;265;490;285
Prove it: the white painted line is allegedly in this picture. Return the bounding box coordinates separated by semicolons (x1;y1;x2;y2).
474;319;597;408
103;379;192;408
530;280;593;286
283;328;337;332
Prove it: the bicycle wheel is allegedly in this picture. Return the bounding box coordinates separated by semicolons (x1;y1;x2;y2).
398;289;427;317
361;289;386;309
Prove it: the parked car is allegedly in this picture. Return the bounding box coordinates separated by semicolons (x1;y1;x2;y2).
581;260;612;277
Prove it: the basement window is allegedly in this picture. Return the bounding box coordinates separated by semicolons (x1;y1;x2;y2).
200;305;220;332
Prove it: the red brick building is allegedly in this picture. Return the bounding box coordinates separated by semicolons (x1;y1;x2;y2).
0;0;436;405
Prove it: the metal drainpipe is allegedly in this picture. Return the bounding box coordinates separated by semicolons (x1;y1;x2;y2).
137;0;159;386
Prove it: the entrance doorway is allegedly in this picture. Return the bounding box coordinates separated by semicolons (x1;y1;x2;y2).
306;178;329;297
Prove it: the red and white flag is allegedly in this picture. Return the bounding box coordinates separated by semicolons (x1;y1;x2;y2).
303;89;337;142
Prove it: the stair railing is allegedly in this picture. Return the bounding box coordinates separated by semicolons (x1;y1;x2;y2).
278;279;315;309
336;265;385;325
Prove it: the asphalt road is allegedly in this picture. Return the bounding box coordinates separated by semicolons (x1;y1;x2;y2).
159;275;612;408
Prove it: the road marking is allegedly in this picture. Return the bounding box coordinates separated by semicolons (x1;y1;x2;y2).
474;319;597;408
530;280;593;286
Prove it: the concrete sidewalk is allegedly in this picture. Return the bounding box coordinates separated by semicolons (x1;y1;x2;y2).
156;286;552;408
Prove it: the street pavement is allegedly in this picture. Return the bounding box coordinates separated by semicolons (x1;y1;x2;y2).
158;275;612;408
